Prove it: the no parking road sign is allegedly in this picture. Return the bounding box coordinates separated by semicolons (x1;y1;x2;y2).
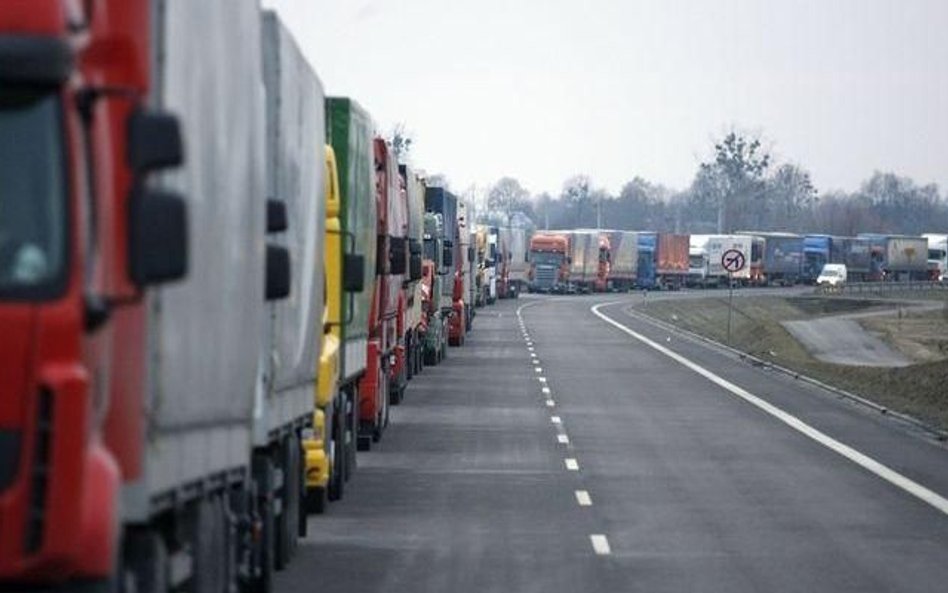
721;249;746;274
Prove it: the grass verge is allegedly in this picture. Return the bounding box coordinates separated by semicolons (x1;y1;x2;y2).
632;295;948;432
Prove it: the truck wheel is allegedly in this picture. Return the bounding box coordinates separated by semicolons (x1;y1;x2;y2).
327;407;345;501
345;389;357;476
297;437;308;538
122;529;168;593
276;436;300;567
194;498;226;593
251;456;276;593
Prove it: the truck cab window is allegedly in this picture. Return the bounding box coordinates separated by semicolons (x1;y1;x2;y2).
0;90;67;299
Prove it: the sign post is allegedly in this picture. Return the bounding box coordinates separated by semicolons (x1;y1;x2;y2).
721;248;747;346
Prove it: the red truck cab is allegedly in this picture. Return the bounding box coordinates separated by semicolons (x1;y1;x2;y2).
1;1;186;587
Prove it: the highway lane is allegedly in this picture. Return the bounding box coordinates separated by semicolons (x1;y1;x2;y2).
276;293;948;592
275;301;611;593
527;295;948;592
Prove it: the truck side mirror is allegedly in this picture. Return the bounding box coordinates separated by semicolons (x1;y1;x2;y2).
443;245;454;268
265;244;291;300
129;189;188;286
0;35;73;85
409;239;423;282
389;237;407;275
266;199;288;233
127;109;184;174
344;253;365;293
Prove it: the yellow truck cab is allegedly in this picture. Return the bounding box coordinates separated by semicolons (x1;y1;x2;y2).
304;145;344;513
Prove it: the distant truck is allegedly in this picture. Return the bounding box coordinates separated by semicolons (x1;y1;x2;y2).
485;226;499;303
498;227;528;298
603;230;639;291
326;96;377;482
401;165;427;379
922;233;947;281
859;234;929;281
450;199;472;344
528;232;570;292
689;234;753;287
563;230;610;292
636;232;689;289
737;232;804;285
426;187;461;347
474;226;489;306
802;235;872;283
422;212;449;364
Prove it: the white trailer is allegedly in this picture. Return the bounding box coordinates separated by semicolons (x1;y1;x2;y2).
689;234;752;287
257;8;327;569
923;233;947;281
125;2;315;591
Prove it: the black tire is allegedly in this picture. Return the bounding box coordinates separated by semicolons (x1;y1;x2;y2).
122;529;167;593
298;437;308;538
345;390;357;476
306;487;327;515
194;498;225;593
327;407;345;501
252;457;276;593
288;435;302;553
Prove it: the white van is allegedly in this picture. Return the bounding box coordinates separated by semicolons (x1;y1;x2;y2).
817;263;847;287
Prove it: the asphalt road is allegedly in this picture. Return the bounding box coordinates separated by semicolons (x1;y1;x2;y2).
276;293;948;593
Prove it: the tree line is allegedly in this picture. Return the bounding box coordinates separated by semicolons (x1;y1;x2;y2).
482;131;948;236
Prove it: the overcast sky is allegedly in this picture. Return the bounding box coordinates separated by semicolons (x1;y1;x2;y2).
261;0;947;197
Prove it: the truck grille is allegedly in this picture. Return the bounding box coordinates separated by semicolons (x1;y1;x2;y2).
534;266;557;288
25;388;53;553
0;429;20;492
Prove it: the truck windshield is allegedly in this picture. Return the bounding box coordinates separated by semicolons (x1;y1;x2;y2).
530;252;561;266
0;90;67;299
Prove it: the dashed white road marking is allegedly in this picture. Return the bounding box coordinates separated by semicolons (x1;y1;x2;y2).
546;399;556;407
557;434;570;444
541;386;551;394
564;458;580;471
591;301;948;518
528;347;535;352
575;490;593;506
534;367;542;373
589;534;611;555
550;416;562;424
538;377;547;383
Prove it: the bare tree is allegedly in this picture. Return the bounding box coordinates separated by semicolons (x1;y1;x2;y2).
487;177;531;228
700;131;771;232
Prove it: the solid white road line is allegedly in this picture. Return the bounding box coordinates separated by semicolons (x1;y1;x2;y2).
565;458;580;471
589;534;611;555
575;490;593;506
591;302;948;518
551;416;562;424
557;434;570;444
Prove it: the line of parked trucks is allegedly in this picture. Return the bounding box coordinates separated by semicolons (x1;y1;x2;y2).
0;3;509;592
526;229;947;293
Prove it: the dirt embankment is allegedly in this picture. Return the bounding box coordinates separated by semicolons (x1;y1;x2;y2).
632;295;948;431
